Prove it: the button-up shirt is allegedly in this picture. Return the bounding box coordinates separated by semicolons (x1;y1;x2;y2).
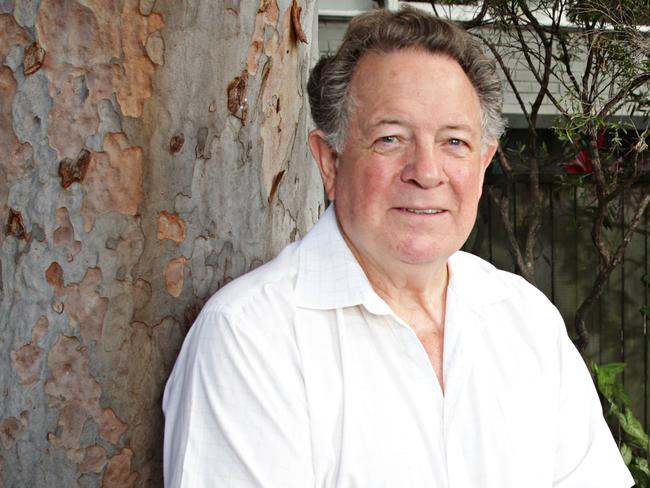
163;205;633;488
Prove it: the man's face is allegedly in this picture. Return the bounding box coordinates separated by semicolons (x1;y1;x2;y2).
311;49;496;270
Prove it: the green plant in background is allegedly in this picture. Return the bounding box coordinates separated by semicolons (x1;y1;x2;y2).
592;362;650;487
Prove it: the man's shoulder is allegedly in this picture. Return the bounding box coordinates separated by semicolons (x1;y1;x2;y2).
453;251;553;304
451;251;563;333
452;252;567;361
201;240;301;318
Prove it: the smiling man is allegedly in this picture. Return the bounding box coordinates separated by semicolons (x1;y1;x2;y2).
163;8;633;488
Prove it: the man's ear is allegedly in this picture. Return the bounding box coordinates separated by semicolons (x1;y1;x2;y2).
477;142;497;192
481;143;498;171
308;129;338;201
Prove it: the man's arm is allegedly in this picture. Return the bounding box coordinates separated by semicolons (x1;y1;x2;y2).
163;308;314;488
552;329;634;488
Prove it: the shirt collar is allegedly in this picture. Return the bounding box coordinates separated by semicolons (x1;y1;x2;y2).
295;205;391;313
295;205;513;312
446;251;513;309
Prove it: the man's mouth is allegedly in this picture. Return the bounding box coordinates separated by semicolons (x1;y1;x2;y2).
402;208;444;215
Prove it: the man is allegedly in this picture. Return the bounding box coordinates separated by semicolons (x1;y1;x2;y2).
163;8;633;487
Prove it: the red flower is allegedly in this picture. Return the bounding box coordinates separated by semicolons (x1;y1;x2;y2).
563;131;606;174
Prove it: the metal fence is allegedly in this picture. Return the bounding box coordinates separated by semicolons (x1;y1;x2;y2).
465;181;650;430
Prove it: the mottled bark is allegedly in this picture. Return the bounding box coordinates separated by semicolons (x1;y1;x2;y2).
0;0;322;486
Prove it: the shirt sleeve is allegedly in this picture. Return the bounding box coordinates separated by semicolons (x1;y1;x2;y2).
162;307;315;488
552;328;634;488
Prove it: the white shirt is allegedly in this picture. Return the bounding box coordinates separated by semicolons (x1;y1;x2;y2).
163;205;633;488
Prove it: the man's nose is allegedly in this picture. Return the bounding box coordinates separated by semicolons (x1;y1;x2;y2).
400;142;449;189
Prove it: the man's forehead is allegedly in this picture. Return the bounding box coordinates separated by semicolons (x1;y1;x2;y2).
348;56;482;135
350;48;464;82
349;50;477;103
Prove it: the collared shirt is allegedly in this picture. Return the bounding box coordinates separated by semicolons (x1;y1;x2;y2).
163;205;633;488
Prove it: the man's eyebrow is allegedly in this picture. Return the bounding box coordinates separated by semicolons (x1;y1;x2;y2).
366;120;479;135
442;123;477;133
369;117;407;127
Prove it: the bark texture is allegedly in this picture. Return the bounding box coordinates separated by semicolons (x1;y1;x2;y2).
0;0;323;486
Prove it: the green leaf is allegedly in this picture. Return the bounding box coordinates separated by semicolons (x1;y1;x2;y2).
613;382;631;408
599;362;627;376
641;305;650;317
620;442;633;465
630;458;650;488
620;408;649;451
635;458;650;476
630;466;649;488
593;362;626;400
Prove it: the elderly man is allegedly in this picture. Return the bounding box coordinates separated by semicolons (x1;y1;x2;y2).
163;8;633;488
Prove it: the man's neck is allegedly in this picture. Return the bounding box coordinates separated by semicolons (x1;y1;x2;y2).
341;230;450;333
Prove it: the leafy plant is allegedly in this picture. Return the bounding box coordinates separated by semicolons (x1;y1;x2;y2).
592;362;650;487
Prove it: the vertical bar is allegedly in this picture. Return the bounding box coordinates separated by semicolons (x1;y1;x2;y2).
622;190;626;375
621;188;646;423
600;191;625;365
574;186;578;317
643;205;650;430
554;180;579;340
513;181;518;268
550;182;556;304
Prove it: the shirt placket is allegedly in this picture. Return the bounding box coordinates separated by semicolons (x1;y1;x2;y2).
389;314;449;487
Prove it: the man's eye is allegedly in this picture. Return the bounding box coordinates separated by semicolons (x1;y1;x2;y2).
378;136;399;144
448;138;464;146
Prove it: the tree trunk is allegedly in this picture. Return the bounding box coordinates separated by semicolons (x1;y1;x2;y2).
0;0;322;486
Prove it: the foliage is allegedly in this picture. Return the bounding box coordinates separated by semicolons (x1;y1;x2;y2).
592;362;650;487
438;0;650;354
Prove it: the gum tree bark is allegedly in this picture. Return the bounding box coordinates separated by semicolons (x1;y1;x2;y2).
0;0;323;486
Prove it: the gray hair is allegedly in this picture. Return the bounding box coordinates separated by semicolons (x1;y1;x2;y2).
308;8;505;153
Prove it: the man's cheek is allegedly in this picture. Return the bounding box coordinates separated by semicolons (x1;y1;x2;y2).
362;167;392;202
449;167;483;196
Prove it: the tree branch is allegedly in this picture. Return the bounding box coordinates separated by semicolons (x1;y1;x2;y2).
575;192;650;353
488;185;536;284
476;33;532;124
599;73;650;120
509;14;566;114
556;32;582;94
463;1;490;29
428;1;440;18
487;145;538;285
580;30;596;115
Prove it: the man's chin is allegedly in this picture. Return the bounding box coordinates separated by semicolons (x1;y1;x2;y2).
390;243;455;268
